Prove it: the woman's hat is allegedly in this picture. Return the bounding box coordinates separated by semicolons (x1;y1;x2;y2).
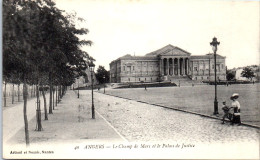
231;93;239;99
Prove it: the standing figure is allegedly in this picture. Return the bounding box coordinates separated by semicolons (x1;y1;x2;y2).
230;93;241;125
221;101;232;124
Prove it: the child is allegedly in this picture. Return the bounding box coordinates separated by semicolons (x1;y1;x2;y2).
221;101;230;124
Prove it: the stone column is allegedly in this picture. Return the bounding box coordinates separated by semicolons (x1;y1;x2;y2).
166;58;169;75
187;59;190;75
178;58;180;76
184;58;186;75
186;58;189;75
162;59;164;76
191;60;193;75
183;59;185;75
180;58;183;75
172;59;175;76
160;58;162;76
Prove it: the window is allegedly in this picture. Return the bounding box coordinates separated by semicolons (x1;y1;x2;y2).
212;65;214;69
194;67;198;71
123;66;125;71
133;66;135;71
151;77;152;81
216;64;220;71
195;77;197;80
145;78;146;81
127;66;131;72
128;78;130;81
201;77;203;80
200;64;204;71
205;64;209;70
139;78;141;81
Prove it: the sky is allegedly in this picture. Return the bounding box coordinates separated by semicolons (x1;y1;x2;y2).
55;0;259;70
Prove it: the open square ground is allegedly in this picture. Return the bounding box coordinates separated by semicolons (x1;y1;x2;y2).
105;83;260;126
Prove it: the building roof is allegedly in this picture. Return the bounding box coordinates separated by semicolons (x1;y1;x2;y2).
110;54;157;64
190;53;226;59
145;44;192;56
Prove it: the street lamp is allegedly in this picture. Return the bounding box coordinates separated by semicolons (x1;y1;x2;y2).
103;75;106;94
210;37;220;115
89;60;95;119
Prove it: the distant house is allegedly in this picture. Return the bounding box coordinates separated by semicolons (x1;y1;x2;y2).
235;68;249;81
72;68;98;89
235;66;259;81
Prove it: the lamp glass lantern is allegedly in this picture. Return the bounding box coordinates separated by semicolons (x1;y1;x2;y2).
210;37;220;53
89;61;95;72
211;45;217;53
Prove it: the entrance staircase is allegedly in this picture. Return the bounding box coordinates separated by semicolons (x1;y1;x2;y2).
163;75;199;86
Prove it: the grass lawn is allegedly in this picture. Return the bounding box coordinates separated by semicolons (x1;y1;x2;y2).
105;83;260;126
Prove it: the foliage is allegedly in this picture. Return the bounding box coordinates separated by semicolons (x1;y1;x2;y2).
3;0;92;86
226;70;235;81
95;66;110;84
241;67;255;80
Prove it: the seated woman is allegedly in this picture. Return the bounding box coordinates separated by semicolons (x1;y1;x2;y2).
230;93;241;125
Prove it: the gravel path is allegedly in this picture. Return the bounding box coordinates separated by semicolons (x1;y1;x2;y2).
81;91;259;144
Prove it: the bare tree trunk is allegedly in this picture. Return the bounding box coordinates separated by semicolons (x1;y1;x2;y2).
23;81;29;146
31;85;33;98
4;82;7;107
34;85;36;97
41;86;48;120
52;87;55;110
49;73;53;114
18;84;20;102
62;86;64;97
55;86;57;106
49;84;53;114
35;84;43;131
58;85;61;102
12;84;14;104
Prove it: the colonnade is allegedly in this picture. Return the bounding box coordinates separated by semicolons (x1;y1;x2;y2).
160;57;190;76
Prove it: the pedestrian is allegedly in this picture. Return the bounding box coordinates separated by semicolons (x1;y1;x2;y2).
221;101;232;124
144;84;147;91
230;93;241;125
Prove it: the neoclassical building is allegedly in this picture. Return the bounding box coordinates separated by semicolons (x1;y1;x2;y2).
110;44;226;83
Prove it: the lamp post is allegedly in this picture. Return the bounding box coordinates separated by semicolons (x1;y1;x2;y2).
89;60;95;119
103;75;106;94
210;37;220;115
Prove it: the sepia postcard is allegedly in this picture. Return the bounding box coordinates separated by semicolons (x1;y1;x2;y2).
2;0;260;159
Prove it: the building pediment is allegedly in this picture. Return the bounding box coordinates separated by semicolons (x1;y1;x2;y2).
160;47;191;56
145;44;191;57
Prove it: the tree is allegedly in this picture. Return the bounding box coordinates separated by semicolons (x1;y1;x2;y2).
241;67;255;81
95;66;110;84
3;0;92;146
226;70;235;81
